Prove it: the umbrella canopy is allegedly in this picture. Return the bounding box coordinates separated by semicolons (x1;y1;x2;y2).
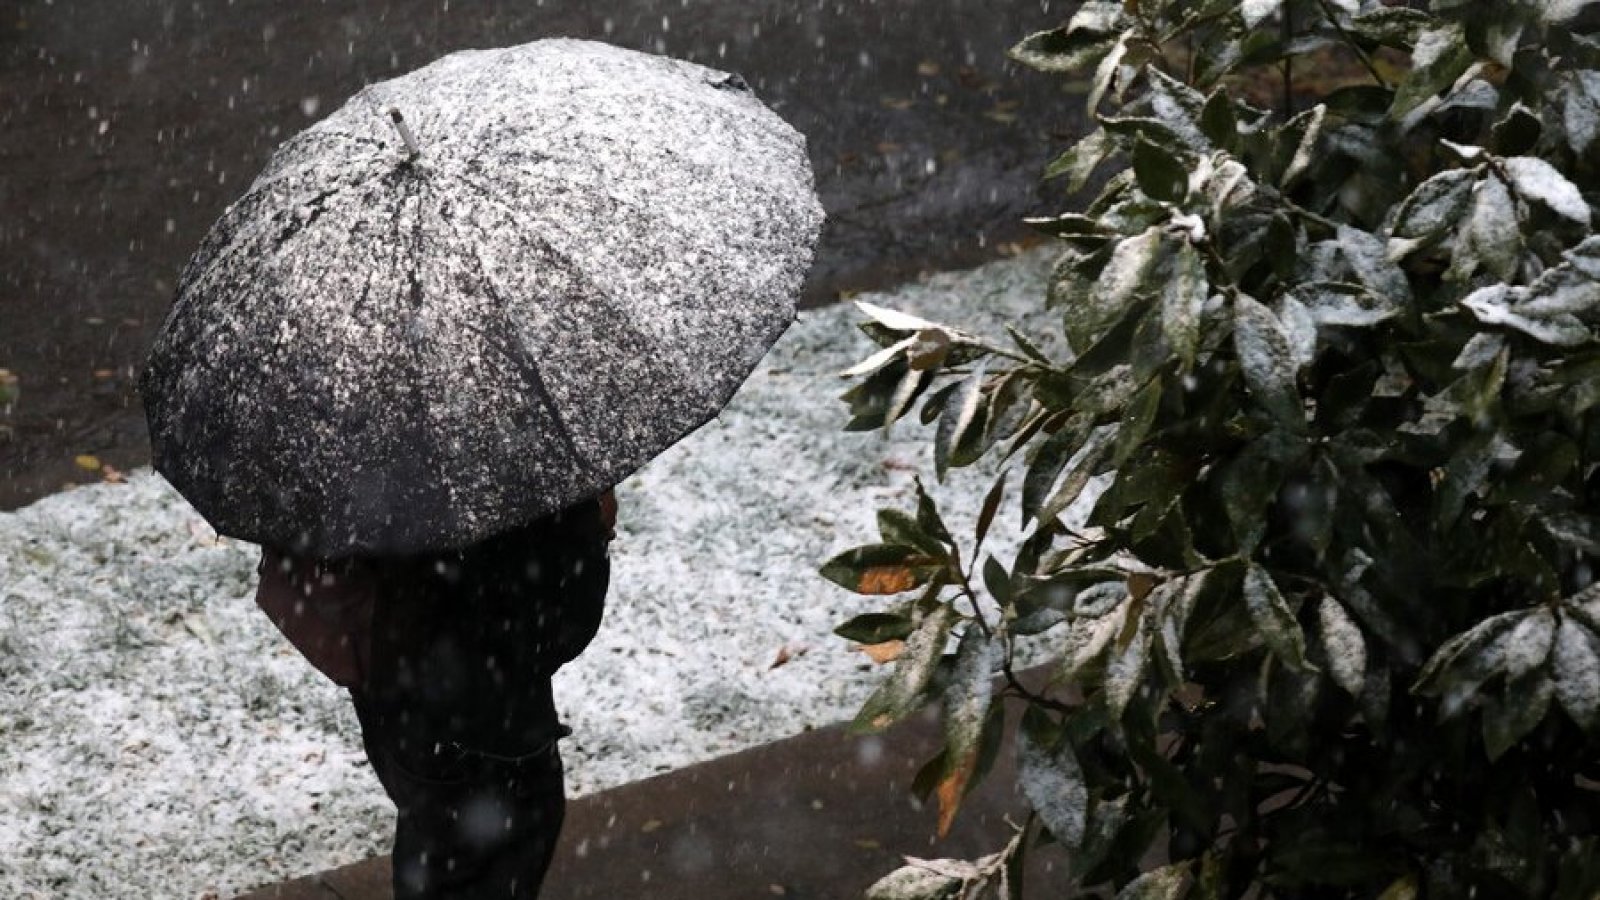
140;39;824;558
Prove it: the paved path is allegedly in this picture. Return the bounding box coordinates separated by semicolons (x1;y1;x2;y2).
236;674;1072;900
0;0;1080;509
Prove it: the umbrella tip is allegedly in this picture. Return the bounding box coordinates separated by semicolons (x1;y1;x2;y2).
387;107;421;158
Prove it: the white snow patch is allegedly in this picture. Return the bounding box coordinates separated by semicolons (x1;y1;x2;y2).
0;249;1059;898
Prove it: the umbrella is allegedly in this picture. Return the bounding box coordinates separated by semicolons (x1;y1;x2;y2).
140;38;824;558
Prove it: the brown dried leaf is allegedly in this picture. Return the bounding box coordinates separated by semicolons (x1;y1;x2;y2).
860;640;908;664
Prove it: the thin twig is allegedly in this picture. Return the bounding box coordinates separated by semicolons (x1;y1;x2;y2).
1312;0;1391;89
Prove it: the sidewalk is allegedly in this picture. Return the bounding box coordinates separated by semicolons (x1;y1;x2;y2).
237;685;1071;899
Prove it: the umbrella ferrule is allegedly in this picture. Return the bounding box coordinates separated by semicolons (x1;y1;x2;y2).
388;107;421;158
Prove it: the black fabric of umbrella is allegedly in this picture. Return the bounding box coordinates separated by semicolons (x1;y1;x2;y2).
140;38;824;558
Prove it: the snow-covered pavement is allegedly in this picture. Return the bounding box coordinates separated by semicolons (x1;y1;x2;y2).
0;249;1055;898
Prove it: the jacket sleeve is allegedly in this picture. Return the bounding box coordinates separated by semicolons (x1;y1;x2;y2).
255;548;375;689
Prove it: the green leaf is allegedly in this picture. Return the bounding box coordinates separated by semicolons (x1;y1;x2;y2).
1008;27;1118;74
1503;156;1592;224
1244;564;1312;671
1044;128;1116;192
1038;424;1120;525
1351;6;1431;45
1552;616;1600;730
1071;227;1165;348
974;470;1006;550
1087;35;1129;115
879;508;947;556
1233;294;1306;430
1112;378;1163;468
915;477;955;546
935;365;988;479
1114;862;1191;900
821;543;943;595
1133;139;1189;203
1483;672;1553;761
1017;707;1089;846
1022;416;1091;523
852;604;957;732
1389;22;1476;121
835;613;916;644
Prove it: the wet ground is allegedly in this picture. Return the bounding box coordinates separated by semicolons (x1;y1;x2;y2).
0;0;1085;510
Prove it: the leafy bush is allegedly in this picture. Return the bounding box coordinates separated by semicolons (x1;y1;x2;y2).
823;2;1600;897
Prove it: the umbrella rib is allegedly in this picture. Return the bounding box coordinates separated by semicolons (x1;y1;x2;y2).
459;272;597;480
442;169;705;389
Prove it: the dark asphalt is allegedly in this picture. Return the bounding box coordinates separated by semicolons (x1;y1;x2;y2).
0;0;1084;510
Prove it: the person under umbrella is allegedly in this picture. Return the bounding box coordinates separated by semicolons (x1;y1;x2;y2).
139;39;823;898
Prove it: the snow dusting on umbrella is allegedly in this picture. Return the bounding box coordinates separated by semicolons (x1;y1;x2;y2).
140;38;824;558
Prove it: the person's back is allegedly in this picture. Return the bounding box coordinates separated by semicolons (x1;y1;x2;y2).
257;495;613;898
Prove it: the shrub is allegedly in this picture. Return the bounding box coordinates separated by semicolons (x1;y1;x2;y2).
823;2;1600;897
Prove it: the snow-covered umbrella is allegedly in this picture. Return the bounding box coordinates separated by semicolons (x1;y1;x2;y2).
140;38;824;558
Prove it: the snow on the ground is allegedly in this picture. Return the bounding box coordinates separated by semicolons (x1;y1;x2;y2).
0;248;1057;898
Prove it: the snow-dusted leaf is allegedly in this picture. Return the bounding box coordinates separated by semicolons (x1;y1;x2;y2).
1276;294;1317;371
1044;128;1115;192
1351;6;1432;45
1517;267;1600;318
1500;608;1556;679
1483;673;1552;760
1413;609;1527;696
1038;424;1119;525
1146;68;1212;152
1245;564;1311;671
841;336;916;378
1163;243;1207;369
1293;281;1401;327
1233;295;1305;429
1564;234;1600;280
1017;719;1088;846
1456;174;1521;281
1104;615;1152;720
1242;0;1283;28
1452;332;1506;370
944;627;996;771
1504;156;1592;225
855;301;944;333
1087;36;1129;115
865;863;964;900
1318;596;1367;698
934;363;987;479
1114;862;1191;900
1077;227;1164;343
1391;167;1477;240
1339;225;1412;305
1282;104;1327;187
1060;599;1130;682
1552;617;1600;730
1540;512;1600;555
1462;285;1590;346
1068;0;1130;34
1541;0;1600;23
1390;23;1475;121
853;604;957;731
1008;28;1118;74
1561;71;1600;155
